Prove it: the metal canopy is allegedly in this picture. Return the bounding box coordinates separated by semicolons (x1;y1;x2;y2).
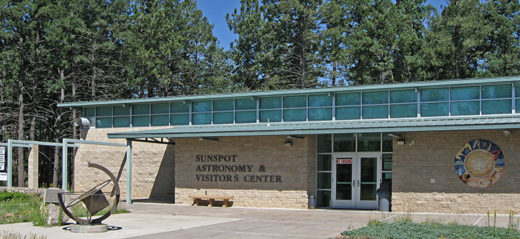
107;115;520;139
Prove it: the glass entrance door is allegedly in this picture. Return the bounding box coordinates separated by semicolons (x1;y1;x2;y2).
332;153;381;209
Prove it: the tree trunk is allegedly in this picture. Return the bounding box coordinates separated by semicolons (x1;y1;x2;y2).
16;80;24;187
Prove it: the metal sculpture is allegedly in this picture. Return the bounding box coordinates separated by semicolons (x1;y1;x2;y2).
58;162;120;225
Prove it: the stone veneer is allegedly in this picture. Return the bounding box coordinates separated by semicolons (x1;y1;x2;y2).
392;129;520;214
74;127;316;208
174;136;316;208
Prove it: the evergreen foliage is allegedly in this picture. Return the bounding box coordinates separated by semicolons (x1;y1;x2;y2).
0;0;518;187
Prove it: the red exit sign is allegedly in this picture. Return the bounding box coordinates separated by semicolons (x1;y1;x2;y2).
336;158;352;164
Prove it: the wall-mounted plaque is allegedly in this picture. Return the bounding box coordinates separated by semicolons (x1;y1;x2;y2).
454;139;504;188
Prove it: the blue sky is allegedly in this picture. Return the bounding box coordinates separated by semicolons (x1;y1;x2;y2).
197;0;449;51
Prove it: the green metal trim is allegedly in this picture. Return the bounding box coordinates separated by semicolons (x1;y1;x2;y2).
107;115;520;139
8;139;79;148
58;76;520;108
63;139;126;147
0;143;33;148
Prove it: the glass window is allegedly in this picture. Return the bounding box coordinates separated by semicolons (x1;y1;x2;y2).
193;113;211;124
236;98;256;110
284;95;306;108
334;134;355;152
309;108;332;121
260;110;281;122
421;103;449;117
260;97;281;109
421;88;448;102
133;104;149;115
382;135;393;152
151;115;169;126
214;100;233;111
318;155;331;171
113;117;130;127
363;91;388;104
235;111;256;123
317;190;331;207
482;100;511;114
451;86;479;100
362;106;388;119
171;114;189;125
96;118;111;128
451;101;480;115
318;134;332;153
383;154;392;171
391;90;417;103
171;102;189;113
357;133;380;152
150;103;168;114
193;101;212;112
317;173;331;189
336;92;360;106
336;107;361;120
113;106;129;116
390;104;417;118
309;94;332;107
283;109;306;121
132;116;149;127
516;83;520;97
96;107;112;117
84;107;95;117
482;85;511;99
214;112;233;124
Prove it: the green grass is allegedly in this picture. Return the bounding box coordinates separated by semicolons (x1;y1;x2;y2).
0;191;43;225
341;221;520;239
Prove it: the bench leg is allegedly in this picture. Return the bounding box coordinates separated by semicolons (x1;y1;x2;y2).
193;198;200;206
209;199;215;207
223;199;229;207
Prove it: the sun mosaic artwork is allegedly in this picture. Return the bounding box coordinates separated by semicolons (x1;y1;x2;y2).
454;139;505;188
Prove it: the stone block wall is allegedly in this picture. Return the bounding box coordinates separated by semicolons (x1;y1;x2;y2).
174;135;316;209
74;128;316;208
74;127;174;201
392;129;520;213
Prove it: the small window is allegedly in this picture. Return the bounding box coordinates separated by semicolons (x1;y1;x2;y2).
482;100;511;114
96;107;112;117
362;105;388;119
151;115;169;126
391;90;416;103
214;100;233;111
363;91;388;104
309;108;332;121
421;88;448;102
336;107;361;120
113;117;130;127
151;103;169;114
283;109;306;121
421;103;449;117
318;134;332;153
357;133;380;152
391;104;416;118
193;113;211;124
133;104;149;115
260;97;281;109
317;155;332;171
451;101;479;115
193;101;212;112
236;98;256;110
284;95;306;108
84;107;96;117
309;94;332;107
96;118;112;128
171;102;189;113
235;111;256;123
451;86;479;101
482;85;511;99
113;106;130;116
171;114;189;125
334;133;355;152
214;112;233;124
132;116;149;127
260;110;281;122
336;93;360;106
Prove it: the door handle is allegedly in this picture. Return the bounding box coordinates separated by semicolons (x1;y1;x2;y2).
357;180;360;187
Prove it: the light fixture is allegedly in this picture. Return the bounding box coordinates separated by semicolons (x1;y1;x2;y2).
75;117;91;129
288;135;304;140
284;139;293;147
200;137;219;142
397;138;406;145
504;130;511;136
387;133;402;138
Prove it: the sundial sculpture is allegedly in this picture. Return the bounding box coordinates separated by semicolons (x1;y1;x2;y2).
58;162;120;227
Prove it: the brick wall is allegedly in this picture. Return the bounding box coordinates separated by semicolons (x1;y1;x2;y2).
392;129;520;213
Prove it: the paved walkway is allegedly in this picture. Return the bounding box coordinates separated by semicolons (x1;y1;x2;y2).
0;203;517;239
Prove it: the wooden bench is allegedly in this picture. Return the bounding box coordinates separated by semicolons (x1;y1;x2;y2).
189;195;234;207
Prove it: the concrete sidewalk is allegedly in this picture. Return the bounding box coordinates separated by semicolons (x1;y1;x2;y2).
0;203;517;239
